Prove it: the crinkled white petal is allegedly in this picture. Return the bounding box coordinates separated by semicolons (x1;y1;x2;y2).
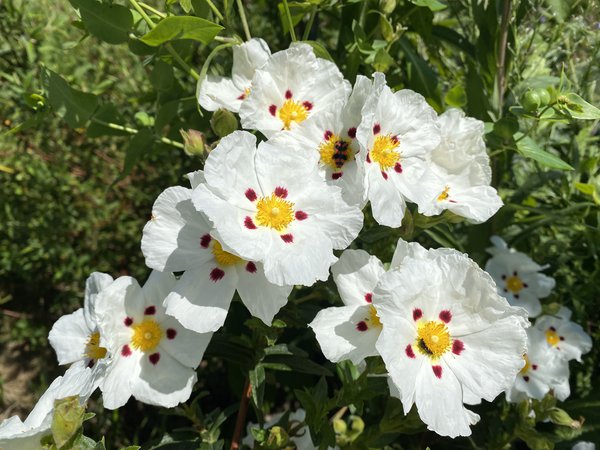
198;75;245;112
332;249;386;306
231;38;271;87
49;308;91;365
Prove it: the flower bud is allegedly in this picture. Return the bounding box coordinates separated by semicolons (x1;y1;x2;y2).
180;129;206;156
332;418;347;434
521;89;541;112
349;415;365;435
210;108;238;138
535;87;552;106
264;426;289;449
380;0;396;14
549;408;582;429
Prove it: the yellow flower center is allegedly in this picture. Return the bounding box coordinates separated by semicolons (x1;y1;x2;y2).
545;328;560;346
506;275;524;293
278;99;309;130
368;305;382;328
520;354;531;374
437;186;450;202
318;134;353;170
131;319;163;352
370;134;400;170
212;241;243;267
85;331;107;360
415;321;451;359
255;194;295;231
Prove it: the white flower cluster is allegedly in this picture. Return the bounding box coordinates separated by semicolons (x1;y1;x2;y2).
0;39;587;446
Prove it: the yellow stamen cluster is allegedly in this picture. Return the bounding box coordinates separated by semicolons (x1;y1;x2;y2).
131;319;163;352
255;194;295;231
506;275;524;293
368;305;382;328
437;186;451;202
415;321;451;359
545;329;560;346
370;134;400;170
520;354;531;374
85;331;107;360
212;241;243;267
278;100;309;130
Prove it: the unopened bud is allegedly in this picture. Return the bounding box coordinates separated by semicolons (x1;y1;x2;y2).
180;129;206;156
210;108;238;137
265;426;289;449
380;0;396;14
332;418;347;434
549;408;582;429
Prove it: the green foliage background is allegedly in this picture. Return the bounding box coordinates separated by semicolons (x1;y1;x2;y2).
0;0;598;449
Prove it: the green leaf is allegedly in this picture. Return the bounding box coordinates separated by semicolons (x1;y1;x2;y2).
397;37;440;106
51;396;85;448
70;0;133;45
249;365;266;410
444;85;467;107
88;105;130;137
556;93;600;120
120;129;155;180
140;16;223;46
410;0;447;11
263;354;332;376
42;68;98;128
514;134;574;170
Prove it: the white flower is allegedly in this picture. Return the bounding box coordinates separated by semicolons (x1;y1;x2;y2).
309;249;386;364
95;270;213;409
573;442;596;450
506;327;570;402
356;85;441;227
374;240;528;438
534;306;592;362
485;236;556;317
266;74;386;206
48;272;114;394
0;370;92;450
197;38;271;113
239;43;351;138
141;171;292;333
192;131;364;286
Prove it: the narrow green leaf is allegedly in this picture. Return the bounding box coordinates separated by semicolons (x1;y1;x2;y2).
70;0;133;45
121;129;155;180
410;0;447;11
140;16;223;46
514;134;574;170
557;93;600;120
249;364;266;409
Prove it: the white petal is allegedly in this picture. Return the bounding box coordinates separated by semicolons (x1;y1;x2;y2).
198;75;244;112
366;165;407;227
157;317;213;368
48;308;90;365
332;249;386;306
100;350;141;409
231;38;271;87
83;272;113;326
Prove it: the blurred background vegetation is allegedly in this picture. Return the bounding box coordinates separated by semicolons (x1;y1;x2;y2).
0;0;598;448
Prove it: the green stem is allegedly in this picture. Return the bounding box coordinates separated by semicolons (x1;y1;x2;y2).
138;1;165;18
236;0;252;41
91;118;184;149
129;0;155;28
282;0;297;42
205;0;225;22
302;5;317;41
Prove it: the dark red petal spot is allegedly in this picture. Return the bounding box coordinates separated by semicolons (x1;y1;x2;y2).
513;271;518;276
356;321;368;332
149;353;160;365
381;171;388;180
366;152;371;163
269;104;277;116
347;127;357;138
439;310;452;323
405;344;416;358
244;216;257;229
452;339;464;355
523;283;529;288
237;93;246;100
391;135;399;144
549;326;556;332
331;172;343;180
532;364;538;370
559;336;565;341
501;274;506;280
144;306;156;315
303;101;313;110
124;317;133;327
523;376;530;382
514;294;520;299
245;262;257;273
200;234;212;248
245;188;257;202
432;365;443;379
121;345;132;357
280;234;294;243
210;268;225;282
274;186;288;198
373;124;381;135
503;288;508;293
394;162;403;173
364;293;373;303
285;89;293;99
87;360;95;368
324;130;333;141
166;328;177;340
295;211;308;221
412;308;423;321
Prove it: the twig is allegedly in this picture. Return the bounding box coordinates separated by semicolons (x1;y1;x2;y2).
282;0;297;42
236;0;252;41
497;0;512;115
230;378;252;450
0;308;31;319
206;0;225;22
91;118;185;149
302;5;318;41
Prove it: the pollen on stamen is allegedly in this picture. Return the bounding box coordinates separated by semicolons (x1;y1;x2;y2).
432;365;443;379
452;339;464;355
244;216;257;229
280;234;294;243
439;310;452;323
356;321;368;332
200;234;212;248
121;344;132;357
274;186;288;198
381;171;388;180
394;162;403;173
295;211;308;220
303;101;313;110
413;308;423;321
405;344;416;358
332;172;343;180
166;328;177;339
210;268;225;282
245;188;257;202
124;317;133;327
269;105;277;116
245;262;257;273
365;293;373;303
144;306;156;315
285;90;293;99
373;124;381;134
348;127;357;138
149;353;160;365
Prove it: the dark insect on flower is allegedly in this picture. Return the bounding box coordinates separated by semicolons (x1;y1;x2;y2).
333;140;350;168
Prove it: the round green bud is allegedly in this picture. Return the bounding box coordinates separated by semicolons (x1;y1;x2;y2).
535;87;552;106
521;89;541;112
380;0;396;14
210;108;238;138
332;418;347;434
